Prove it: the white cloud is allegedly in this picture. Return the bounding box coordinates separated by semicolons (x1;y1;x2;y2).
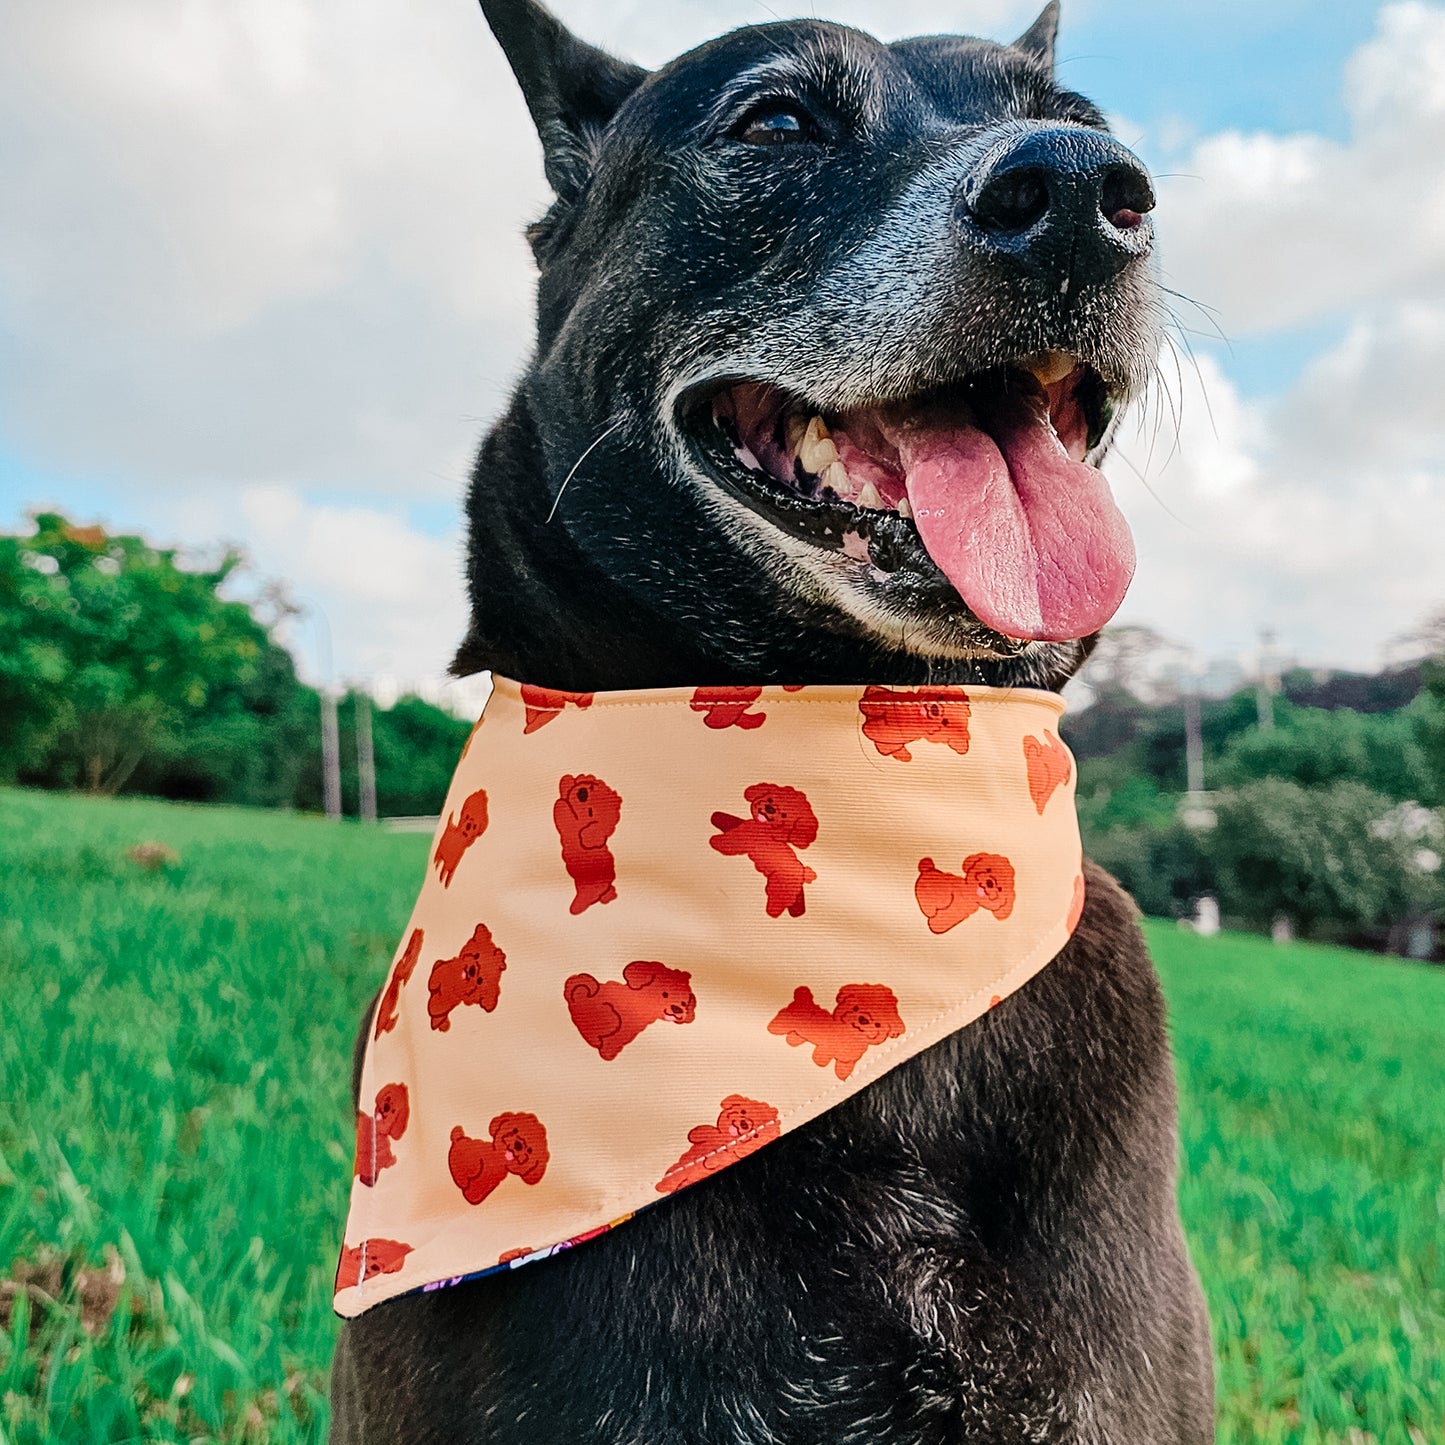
160;484;469;692
2;0;1442;685
570;0;1041;65
1109;302;1445;668
1154;1;1445;335
1103;3;1445;668
238;487;471;697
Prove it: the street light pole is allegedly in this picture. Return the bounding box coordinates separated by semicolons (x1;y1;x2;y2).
1183;683;1205;796
320;689;342;820
1256;628;1278;732
300;598;343;821
355;689;377;823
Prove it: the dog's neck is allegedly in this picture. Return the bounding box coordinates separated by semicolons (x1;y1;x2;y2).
451;394;1089;695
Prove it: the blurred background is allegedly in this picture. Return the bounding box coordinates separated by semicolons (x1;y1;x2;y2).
1;2;1442;1442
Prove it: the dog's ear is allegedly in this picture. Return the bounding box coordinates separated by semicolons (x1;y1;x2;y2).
480;0;648;199
1012;1;1059;72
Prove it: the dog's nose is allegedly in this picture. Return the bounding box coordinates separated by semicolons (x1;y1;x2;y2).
959;126;1155;288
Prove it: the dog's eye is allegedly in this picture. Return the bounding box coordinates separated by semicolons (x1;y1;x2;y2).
736;102;817;146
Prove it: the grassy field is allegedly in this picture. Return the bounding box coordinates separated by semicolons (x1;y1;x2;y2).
1;787;1441;1443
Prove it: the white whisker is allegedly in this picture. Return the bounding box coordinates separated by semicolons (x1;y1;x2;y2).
546;420;626;524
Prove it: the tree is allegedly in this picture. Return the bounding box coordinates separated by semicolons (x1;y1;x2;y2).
1214;701;1432;802
1210;779;1440;939
1;513;305;796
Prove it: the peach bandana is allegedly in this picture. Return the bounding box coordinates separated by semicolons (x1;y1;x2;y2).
335;676;1083;1317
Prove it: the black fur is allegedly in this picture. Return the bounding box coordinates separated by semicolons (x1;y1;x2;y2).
330;4;1213;1439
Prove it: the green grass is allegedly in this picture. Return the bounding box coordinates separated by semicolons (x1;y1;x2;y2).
1;787;1442;1442
0;789;425;1443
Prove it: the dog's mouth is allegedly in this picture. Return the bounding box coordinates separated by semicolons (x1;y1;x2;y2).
681;357;1135;643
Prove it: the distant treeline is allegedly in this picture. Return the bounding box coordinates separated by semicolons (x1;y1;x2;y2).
4;511;1443;950
1063;666;1445;952
2;512;470;815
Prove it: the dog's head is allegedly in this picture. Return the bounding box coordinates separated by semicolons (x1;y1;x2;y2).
463;1;1156;689
622;960;697;1022
834;983;906;1045
455;790;489;841
557;773;623;838
459;923;506;976
373;1082;410;1139
961;851;1017;919
743;782;819;846
717;1094;780;1139
489;1111;550;1184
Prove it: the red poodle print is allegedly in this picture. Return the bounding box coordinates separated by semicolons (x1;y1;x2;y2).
335;1238;413;1290
690;685;767;729
355;1082;409;1187
448;1112;550;1205
768;982;906;1080
1023;730;1072;813
553;774;623;914
373;927;424;1040
433;788;489;887
427;923;507;1032
520;684;594;733
709;783;819;918
565;960;697;1060
858;687;972;762
914;853;1017;934
656;1095;781;1194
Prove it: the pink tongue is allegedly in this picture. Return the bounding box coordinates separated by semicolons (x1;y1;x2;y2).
886;402;1135;641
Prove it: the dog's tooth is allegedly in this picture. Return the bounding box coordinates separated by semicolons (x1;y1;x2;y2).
798;416;839;475
785;412;809;457
820;460;852;497
736;444;762;472
856;481;883;510
1023;351;1076;386
897;495;914;521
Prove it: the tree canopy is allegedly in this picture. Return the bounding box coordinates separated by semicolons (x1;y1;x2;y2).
1;513;471;813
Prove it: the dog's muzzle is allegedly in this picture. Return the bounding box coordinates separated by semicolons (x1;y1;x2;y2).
958;124;1156;290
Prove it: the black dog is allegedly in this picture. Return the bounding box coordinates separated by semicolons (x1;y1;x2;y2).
329;2;1214;1439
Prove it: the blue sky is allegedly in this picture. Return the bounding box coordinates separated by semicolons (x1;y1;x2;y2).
2;0;1441;688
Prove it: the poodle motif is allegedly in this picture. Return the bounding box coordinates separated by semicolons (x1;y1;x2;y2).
1023;730;1072;813
373;927;424;1040
427;923;507;1031
768;982;906;1080
709;782;819;918
914;853;1017;934
565;960;697;1060
690;685;766;729
448;1112;550;1206
520;684;594;733
858;686;972;762
432;788;489;887
354;1082;409;1187
656;1095;782;1194
335;1238;412;1290
553;774;623;914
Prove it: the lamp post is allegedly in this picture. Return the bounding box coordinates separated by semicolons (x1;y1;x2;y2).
300;599;343;821
355;689;377;823
1256;628;1279;732
319;690;342;821
1182;677;1204;796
